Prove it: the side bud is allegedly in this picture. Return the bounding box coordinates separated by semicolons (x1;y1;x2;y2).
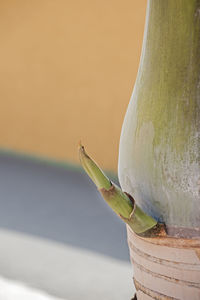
79;144;164;236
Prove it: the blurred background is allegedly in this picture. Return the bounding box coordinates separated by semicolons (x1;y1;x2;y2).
0;0;147;299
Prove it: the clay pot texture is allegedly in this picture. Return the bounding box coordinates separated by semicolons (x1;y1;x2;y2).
127;226;200;299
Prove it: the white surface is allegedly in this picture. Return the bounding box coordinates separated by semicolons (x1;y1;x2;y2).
0;229;135;300
0;276;64;300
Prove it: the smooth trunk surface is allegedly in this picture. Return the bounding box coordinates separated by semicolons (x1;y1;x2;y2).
119;0;200;234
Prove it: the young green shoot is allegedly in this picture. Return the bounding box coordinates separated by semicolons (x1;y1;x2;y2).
79;144;162;236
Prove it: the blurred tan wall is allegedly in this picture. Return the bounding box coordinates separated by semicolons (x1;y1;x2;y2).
0;0;147;171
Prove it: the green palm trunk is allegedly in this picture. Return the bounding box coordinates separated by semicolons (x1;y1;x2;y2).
118;0;200;237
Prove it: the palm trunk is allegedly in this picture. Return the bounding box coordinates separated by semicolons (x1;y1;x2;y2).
119;0;200;237
118;0;200;298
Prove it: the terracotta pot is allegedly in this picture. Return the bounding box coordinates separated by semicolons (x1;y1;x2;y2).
127;226;200;300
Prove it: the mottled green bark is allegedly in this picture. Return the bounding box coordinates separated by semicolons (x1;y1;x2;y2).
118;0;200;233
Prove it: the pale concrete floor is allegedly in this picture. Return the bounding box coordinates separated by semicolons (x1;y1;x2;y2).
0;153;134;299
0;229;134;300
0;275;65;300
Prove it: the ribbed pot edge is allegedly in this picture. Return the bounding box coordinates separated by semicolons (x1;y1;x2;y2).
127;226;200;300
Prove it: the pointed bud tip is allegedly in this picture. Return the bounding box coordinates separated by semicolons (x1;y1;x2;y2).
78;143;111;190
78;142;90;162
78;141;83;152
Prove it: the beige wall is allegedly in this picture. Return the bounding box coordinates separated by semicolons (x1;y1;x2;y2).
0;0;147;171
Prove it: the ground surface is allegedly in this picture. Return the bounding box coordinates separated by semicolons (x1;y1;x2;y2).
0;276;64;300
0;153;135;299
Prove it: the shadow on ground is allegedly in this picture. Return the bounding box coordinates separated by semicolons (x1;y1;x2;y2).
0;153;130;261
